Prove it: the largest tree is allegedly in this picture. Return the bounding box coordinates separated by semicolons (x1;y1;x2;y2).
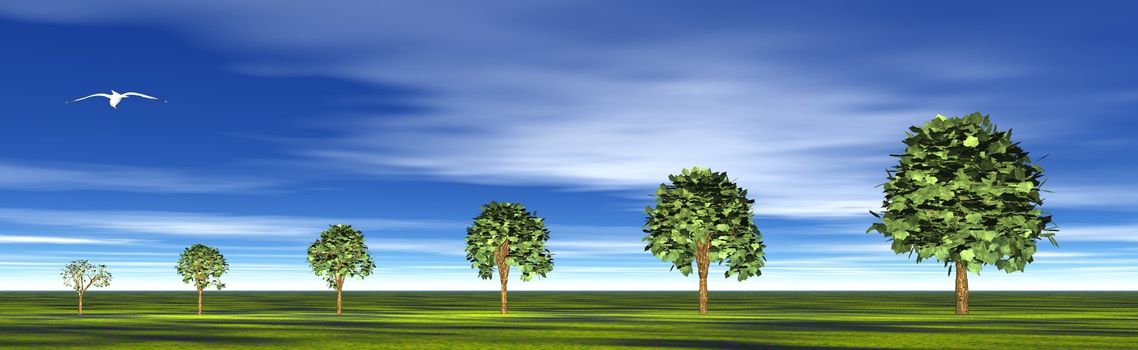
869;113;1056;315
644;166;766;315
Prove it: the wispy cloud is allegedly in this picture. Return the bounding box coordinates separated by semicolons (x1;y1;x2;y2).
778;243;893;254
1055;224;1138;242
0;234;139;245
0;208;460;238
1032;251;1107;258
1043;185;1138;209
0;161;279;193
0;1;1031;218
0;161;279;194
369;239;466;256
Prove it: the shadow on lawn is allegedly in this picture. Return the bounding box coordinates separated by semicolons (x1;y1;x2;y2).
0;324;284;347
718;319;1137;337
590;337;864;349
193;317;543;334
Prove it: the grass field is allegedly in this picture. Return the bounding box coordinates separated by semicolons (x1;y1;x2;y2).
1;291;1135;349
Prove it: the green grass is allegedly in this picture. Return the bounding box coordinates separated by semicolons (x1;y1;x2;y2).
1;291;1136;349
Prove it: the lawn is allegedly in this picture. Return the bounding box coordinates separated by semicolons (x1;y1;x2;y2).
0;291;1135;349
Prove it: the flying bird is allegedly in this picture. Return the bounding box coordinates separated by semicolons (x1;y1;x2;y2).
67;90;166;109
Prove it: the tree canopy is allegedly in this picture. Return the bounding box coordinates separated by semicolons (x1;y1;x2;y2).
176;244;229;290
61;260;113;292
307;224;376;289
644;167;766;281
464;202;554;282
868;113;1056;273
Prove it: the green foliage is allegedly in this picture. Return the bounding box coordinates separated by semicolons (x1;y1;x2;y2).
307;224;375;289
868;113;1057;273
643;166;766;281
176;244;229;290
61;260;112;292
464;202;554;281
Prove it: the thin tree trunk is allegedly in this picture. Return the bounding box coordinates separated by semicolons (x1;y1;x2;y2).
496;241;510;315
696;238;711;315
78;292;84;315
336;281;343;316
197;287;203;316
955;259;969;315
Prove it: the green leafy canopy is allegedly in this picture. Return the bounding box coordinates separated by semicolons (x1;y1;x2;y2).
643;166;767;281
868;112;1057;274
176;244;229;290
61;260;112;292
307;224;376;289
464;202;554;281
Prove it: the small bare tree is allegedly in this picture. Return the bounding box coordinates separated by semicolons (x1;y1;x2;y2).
61;260;112;315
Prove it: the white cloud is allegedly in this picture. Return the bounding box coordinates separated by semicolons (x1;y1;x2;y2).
0;1;1021;219
0;235;139;245
1055;224;1138;242
369;239;466;256
778;243;893;254
1032;251;1106;258
0;208;460;238
1043;185;1138;209
548;240;644;251
0;162;278;193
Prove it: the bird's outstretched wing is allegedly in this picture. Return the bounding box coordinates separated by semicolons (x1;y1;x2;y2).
66;93;112;103
122;92;166;101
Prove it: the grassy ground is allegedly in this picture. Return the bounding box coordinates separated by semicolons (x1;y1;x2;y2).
0;291;1135;349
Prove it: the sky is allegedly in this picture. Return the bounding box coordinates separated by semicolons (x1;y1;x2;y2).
1;1;1137;291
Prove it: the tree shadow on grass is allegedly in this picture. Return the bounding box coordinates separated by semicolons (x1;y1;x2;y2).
587;337;864;349
192;318;544;334
0;324;285;347
716;319;1138;337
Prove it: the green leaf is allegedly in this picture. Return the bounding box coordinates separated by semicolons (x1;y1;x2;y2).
963;135;979;147
959;249;975;262
1014;182;1034;193
893;230;910;240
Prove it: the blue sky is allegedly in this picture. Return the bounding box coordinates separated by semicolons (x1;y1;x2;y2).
1;1;1136;291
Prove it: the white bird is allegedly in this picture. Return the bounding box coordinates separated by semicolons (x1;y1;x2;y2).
67;90;166;109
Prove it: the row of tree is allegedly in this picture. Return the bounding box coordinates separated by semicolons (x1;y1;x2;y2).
61;113;1056;317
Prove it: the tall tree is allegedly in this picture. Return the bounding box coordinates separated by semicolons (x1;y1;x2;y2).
308;224;375;316
644;167;766;315
176;244;229;316
869;113;1056;315
464;202;554;315
60;260;112;315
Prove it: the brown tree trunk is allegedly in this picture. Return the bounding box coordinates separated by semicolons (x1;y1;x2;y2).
336;277;345;316
696;238;711;315
78;292;84;315
955;259;969;315
496;241;510;315
197;287;203;316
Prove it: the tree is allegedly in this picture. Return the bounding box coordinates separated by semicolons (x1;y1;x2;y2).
644;167;766;315
464;202;553;315
308;224;375;315
61;260;112;315
176;244;229;316
868;113;1056;315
